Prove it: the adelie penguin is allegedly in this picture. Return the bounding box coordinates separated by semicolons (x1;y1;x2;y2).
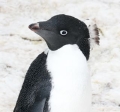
13;14;99;112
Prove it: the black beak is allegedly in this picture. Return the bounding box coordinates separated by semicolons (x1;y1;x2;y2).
29;23;39;32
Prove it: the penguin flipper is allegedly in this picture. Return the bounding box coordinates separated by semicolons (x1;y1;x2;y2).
29;98;46;112
13;52;51;112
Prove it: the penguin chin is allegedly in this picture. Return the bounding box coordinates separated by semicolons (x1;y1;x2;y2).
35;30;68;51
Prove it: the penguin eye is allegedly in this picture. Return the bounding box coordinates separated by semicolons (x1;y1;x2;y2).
60;30;68;36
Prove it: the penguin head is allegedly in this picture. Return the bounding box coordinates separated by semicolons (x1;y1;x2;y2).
29;14;90;59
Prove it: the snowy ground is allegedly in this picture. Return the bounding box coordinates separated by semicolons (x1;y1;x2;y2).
0;0;120;112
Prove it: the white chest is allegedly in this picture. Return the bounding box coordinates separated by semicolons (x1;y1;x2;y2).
46;45;91;112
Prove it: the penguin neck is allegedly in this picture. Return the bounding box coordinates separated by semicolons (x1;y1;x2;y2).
48;44;81;57
47;44;88;77
47;44;89;78
48;44;87;61
77;38;90;60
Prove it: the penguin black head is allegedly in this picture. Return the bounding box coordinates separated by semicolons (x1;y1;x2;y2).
29;14;90;59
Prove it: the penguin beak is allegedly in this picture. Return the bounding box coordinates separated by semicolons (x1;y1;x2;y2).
29;23;40;32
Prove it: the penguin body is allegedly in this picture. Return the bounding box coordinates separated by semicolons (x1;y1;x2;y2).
47;44;91;112
14;14;99;112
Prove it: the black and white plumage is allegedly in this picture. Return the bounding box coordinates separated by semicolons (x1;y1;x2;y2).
14;14;99;112
14;52;51;112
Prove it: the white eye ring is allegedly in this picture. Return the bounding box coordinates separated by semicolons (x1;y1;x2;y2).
60;30;68;35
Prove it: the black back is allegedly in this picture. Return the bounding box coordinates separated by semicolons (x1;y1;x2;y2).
13;52;51;112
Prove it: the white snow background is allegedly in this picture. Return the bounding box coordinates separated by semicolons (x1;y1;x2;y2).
0;0;120;112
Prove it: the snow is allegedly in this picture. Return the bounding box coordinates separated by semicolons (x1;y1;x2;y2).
0;0;120;112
